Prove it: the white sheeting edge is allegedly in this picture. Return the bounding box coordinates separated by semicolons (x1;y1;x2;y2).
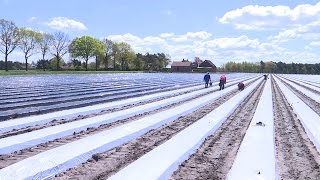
274;76;320;152
0;76;259;155
0;77;261;180
279;75;320;94
109;78;263;180
0;76;254;134
282;75;320;88
278;76;320;103
227;78;277;180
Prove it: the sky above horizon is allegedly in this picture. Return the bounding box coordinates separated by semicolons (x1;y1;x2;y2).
1;0;320;66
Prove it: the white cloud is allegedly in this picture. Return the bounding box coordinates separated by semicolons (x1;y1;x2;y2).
268;20;320;42
106;31;309;65
219;2;320;30
171;31;213;42
310;41;320;46
160;33;175;38
27;17;37;23
45;17;87;31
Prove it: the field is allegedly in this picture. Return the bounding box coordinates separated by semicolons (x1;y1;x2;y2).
0;73;319;179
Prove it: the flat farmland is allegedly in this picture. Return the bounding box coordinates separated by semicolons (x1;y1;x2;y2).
0;73;319;180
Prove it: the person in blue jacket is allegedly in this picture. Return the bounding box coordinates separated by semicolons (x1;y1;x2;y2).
204;72;211;88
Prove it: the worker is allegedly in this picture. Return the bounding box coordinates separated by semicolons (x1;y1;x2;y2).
219;74;227;90
203;72;211;88
264;74;268;80
238;82;245;91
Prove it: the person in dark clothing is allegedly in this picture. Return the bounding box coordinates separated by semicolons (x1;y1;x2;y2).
219;74;226;90
204;72;211;88
238;82;245;91
263;74;268;80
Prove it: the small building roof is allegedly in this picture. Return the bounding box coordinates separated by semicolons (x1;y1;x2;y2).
171;61;192;67
199;60;216;68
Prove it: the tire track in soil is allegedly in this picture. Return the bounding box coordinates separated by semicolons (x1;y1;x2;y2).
169;79;265;180
277;76;320;117
272;76;320;180
0;81;246;169
53;79;261;180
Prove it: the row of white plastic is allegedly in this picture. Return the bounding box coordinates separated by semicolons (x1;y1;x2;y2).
0;76;256;154
0;76;255;134
109;77;264;180
274;75;320;152
0;77;262;179
277;76;320;103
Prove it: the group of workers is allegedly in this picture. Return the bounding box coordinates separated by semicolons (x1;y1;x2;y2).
203;72;244;91
204;73;268;91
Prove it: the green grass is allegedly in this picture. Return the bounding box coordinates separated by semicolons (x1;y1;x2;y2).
0;70;145;76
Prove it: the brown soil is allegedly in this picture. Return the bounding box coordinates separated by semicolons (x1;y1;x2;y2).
169;79;265;180
272;76;320;180
0;80;246;169
53;87;243;179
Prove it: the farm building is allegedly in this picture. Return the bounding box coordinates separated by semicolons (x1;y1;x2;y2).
199;60;217;72
171;60;192;72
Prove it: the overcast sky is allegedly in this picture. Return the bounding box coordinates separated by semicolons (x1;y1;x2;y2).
1;0;320;66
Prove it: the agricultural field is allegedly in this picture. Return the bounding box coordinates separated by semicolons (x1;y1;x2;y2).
0;73;319;180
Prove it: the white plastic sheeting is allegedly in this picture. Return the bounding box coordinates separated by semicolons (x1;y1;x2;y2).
277;76;320;103
0;77;261;179
0;76;254;134
227;78;277;180
274;76;320;152
279;75;320;94
109;79;263;180
0;76;259;154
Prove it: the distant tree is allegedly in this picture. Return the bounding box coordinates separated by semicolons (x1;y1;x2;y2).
19;28;42;71
114;42;136;70
94;40;105;71
0;19;20;71
51;32;69;70
49;57;65;70
260;61;265;73
133;53;145;70
71;59;82;70
102;38;114;70
69;36;104;71
36;59;49;70
39;33;54;71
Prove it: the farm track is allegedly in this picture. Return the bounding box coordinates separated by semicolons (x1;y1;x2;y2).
53;79;261;179
272;76;320;180
169;78;265;180
0;80;246;169
278;76;320;117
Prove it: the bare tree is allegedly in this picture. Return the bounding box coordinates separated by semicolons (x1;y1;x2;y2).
19;28;41;71
39;33;54;71
0;19;20;71
102;38;114;70
51;32;69;70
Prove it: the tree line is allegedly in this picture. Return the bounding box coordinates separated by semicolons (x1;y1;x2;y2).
0;19;170;71
224;61;320;74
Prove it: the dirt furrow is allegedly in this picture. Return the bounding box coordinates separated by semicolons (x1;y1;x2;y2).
53;86;247;179
0;82;246;169
277;76;320;117
281;76;320;95
0;87;198;139
169;79;265;180
272;76;320;179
